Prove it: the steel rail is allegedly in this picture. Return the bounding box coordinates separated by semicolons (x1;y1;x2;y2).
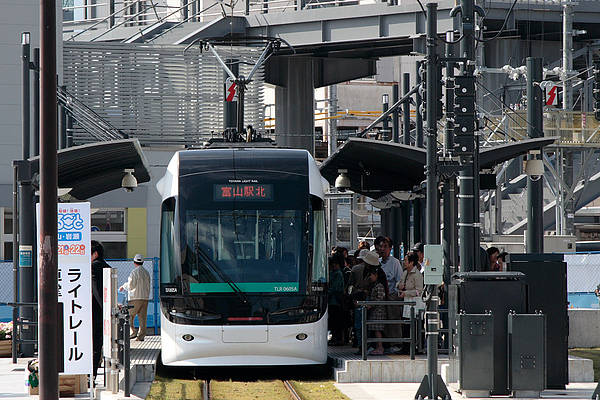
282;380;302;400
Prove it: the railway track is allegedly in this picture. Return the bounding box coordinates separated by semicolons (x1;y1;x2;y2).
202;379;302;400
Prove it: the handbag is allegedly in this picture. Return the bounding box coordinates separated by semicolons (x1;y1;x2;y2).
403;295;426;318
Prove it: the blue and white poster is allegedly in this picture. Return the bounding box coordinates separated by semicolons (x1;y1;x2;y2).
37;202;92;375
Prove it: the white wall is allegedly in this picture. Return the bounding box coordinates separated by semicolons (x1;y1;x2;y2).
0;0;62;188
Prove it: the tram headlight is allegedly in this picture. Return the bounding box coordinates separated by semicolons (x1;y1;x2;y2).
296;333;308;341
182;334;194;342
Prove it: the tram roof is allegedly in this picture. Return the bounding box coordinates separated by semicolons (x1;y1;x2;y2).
27;139;151;200
320;137;557;197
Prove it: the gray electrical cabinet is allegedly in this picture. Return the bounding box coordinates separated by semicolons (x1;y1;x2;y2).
508;313;546;397
458;313;494;395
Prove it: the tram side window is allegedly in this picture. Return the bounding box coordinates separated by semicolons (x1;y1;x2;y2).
160;198;178;284
312;209;327;283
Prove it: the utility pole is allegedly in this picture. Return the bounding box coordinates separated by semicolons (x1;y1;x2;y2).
454;0;482;272
526;57;544;253
425;4;440;246
382;93;390;140
39;0;59;397
403;73;411;146
415;4;451;399
328;84;338;246
20;32;35;357
393;83;400;143
562;1;575;236
442;30;458;283
416;61;424;148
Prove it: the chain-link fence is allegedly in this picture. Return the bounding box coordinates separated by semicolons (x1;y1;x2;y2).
0;258;161;332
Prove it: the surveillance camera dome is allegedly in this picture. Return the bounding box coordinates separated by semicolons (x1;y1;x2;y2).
122;169;138;192
335;169;350;192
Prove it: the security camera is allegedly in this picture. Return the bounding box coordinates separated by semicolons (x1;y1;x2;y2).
335;169;351;192
122;169;138;192
525;156;544;182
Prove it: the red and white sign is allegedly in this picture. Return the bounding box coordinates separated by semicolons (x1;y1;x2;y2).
225;77;238;102
541;81;558;106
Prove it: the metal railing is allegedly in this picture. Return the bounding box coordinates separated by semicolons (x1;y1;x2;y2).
57;85;128;142
116;304;132;397
356;300;417;361
63;0;381;40
4;302;38;364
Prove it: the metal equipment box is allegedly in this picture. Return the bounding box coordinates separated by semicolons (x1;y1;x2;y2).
508;313;546;396
457;313;494;394
451;272;527;395
507;253;568;389
424;244;444;285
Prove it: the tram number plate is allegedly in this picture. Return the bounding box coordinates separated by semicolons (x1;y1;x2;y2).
274;285;297;292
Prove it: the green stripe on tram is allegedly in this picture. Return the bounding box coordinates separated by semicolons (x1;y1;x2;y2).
190;282;299;293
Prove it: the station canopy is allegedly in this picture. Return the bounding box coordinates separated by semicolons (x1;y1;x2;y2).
320;137;557;198
28;139;151;200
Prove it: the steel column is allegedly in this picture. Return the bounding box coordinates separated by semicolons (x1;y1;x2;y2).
33;48;40;157
526;57;544;253
20;33;35;357
382;95;390;141
403;73;411;146
458;0;478;272
416;61;424;148
393;84;400;143
425;3;440;246
39;0;59;397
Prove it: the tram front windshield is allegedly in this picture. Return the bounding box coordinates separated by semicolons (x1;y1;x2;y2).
181;209;305;294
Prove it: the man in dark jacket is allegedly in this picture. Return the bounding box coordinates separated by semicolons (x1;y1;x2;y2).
91;240;111;379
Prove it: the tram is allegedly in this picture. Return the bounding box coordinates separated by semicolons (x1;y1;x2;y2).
156;146;329;366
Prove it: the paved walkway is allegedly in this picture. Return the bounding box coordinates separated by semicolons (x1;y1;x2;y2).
0;357;151;400
335;382;599;400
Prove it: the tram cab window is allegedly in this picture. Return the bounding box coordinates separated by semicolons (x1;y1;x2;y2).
160;198;179;285
311;197;327;284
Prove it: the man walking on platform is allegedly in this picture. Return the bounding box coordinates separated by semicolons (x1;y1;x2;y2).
119;254;151;341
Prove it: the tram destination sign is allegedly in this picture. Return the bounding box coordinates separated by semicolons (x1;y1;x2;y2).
214;183;274;201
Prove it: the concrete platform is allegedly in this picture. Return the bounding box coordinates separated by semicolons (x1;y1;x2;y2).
335;382;600;400
328;346;595;384
0;335;161;400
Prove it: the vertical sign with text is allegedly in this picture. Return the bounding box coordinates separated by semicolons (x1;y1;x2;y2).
37;202;92;375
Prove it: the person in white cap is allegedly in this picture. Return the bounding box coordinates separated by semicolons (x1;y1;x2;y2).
119;254;151;341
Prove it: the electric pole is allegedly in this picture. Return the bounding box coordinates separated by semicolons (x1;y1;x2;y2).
415;4;452;399
526;57;544;253
39;0;59;397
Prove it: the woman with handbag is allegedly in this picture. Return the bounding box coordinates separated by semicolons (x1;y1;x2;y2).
396;251;425;351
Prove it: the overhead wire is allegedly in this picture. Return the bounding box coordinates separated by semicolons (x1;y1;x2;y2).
415;0;464;44
474;0;519;43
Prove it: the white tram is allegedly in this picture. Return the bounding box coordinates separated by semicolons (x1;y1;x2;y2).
156;146;329;366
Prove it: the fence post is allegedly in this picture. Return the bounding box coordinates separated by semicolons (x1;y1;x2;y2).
361;306;367;361
410;306;415;360
153;258;159;335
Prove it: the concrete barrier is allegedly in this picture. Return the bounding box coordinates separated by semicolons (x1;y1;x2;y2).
569;308;600;348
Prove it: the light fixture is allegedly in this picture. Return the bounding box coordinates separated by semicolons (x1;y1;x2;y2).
382;93;389;104
21;32;30;45
121;168;138;192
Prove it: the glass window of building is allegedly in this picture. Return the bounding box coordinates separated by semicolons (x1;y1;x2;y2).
91;209;125;232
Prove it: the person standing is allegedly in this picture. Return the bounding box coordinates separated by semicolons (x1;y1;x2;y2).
412;242;425;273
91;241;111;379
328;256;345;345
119;254;151;341
375;236;403;350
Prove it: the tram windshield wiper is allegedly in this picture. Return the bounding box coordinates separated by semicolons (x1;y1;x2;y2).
193;224;250;304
